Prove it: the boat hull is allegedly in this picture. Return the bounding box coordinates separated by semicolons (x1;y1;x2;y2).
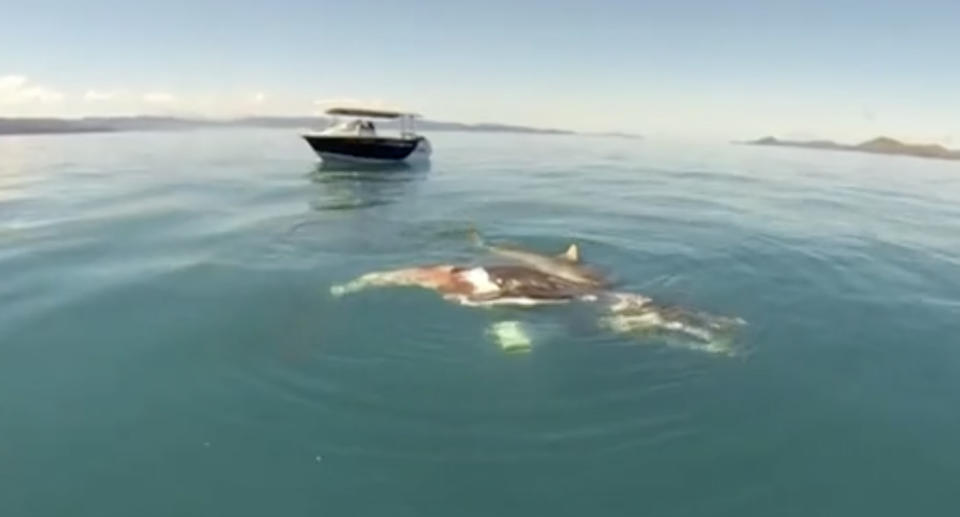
303;135;431;163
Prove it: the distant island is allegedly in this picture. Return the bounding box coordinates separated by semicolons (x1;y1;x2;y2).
0;116;637;139
744;136;960;161
588;131;645;140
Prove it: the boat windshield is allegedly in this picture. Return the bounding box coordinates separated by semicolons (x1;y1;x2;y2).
322;119;378;137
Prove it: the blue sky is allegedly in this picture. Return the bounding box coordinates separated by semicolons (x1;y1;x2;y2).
2;0;959;141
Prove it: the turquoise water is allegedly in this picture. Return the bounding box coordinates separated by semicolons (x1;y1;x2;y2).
2;130;959;516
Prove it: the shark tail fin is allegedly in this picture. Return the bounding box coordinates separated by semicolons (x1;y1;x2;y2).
559;244;580;263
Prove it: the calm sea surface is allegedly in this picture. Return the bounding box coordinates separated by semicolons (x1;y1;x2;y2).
2;129;959;516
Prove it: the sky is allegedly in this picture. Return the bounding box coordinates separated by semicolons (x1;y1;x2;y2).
2;0;960;142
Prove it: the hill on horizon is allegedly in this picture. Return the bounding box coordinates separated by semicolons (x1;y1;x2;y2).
744;135;960;161
0;115;641;139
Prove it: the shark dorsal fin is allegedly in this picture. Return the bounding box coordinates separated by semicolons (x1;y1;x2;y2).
558;244;580;263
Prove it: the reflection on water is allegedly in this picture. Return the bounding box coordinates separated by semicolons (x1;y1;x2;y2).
314;159;431;174
306;161;430;211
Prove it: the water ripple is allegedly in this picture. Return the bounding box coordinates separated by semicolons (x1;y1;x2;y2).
3;131;960;514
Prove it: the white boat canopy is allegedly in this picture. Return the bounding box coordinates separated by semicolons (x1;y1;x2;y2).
325;107;421;119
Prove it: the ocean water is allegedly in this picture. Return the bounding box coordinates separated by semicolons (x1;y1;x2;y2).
2;129;959;516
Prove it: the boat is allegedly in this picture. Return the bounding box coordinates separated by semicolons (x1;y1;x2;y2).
302;107;432;164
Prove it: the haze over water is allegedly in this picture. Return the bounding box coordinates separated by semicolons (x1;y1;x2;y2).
2;129;959;516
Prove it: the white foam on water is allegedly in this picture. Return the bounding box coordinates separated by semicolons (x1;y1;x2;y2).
599;312;738;357
607;293;653;313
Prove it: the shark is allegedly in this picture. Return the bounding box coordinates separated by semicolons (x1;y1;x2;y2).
331;237;745;354
468;230;607;288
